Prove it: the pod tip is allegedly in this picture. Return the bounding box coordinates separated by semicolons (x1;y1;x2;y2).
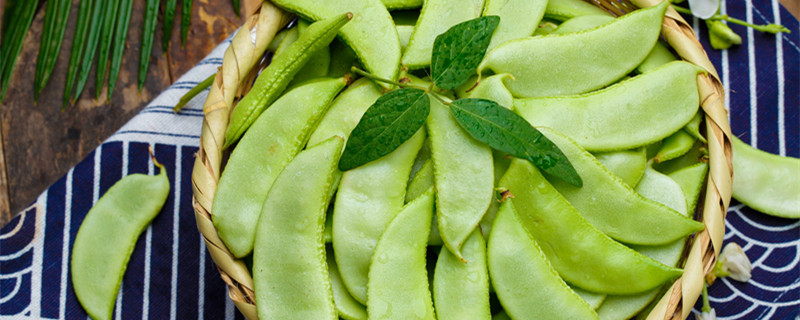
346;12;353;20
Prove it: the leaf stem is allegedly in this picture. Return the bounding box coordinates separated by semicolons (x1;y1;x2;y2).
672;5;789;34
702;282;711;312
350;67;409;88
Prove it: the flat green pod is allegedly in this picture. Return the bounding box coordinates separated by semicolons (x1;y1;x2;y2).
593;148;647;187
515;61;702;151
572;286;607;310
397;25;415;50
72;157;170;320
290;20;333;87
482;0;548;50
366;188;436;320
333;130;426;304
544;0;610;21
455;74;514;109
731;136;800;218
538;128;704;246
654;130;696;163
492;310;511;320
683;111;706;142
383;0;423;10
225;14;351;147
214;77;347;258
307;77;383;147
402;0;484;69
667;162;709;214
272;0;401;88
488;200;599;319
434;230;491;320
327;249;367;320
328;38;360;77
407;158;435;202
551;15;614;35
499;159;683;294
637;42;677;74
479;1;667;98
652;140;707;174
427;98;494;260
596;165;689;320
253;137;343;320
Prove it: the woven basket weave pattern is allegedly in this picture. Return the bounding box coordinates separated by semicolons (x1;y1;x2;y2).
191;1;733;319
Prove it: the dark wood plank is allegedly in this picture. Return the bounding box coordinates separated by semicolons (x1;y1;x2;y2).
0;0;241;225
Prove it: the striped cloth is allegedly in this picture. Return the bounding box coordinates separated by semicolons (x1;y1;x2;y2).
1;0;797;318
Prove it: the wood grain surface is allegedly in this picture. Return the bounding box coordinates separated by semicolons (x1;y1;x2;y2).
0;0;797;226
0;0;242;225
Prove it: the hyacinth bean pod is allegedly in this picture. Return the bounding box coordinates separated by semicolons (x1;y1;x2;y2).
213;77;347;258
538;128;704;245
731;136;800;218
271;0;401;88
327;250;367;320
488;200;599;319
253;137;343;320
499;159;683;294
479;1;667;98
366;188;436;320
402;0;484;69
427;97;494;260
544;0;610;21
593;148;647;187
307;77;383;147
433;230;491;320
482;0;548;50
225;13;351;147
333;130;426;304
514;61;703;152
71;153;170;320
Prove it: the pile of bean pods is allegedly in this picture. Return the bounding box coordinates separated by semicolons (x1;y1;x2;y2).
210;0;717;319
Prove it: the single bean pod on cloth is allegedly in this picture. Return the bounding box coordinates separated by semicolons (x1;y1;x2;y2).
71;151;170;320
478;1;667;98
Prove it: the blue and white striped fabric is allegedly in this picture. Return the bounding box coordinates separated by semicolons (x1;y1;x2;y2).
1;0;797;319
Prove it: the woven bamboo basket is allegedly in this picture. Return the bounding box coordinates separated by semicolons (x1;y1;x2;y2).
191;0;734;319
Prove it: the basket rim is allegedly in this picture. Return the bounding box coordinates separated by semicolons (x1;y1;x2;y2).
191;1;733;320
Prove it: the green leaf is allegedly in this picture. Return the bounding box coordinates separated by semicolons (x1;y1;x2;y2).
339;88;430;171
431;16;500;90
449;98;582;187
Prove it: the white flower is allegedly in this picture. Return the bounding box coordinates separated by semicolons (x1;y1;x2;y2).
688;0;720;19
719;242;752;282
696;308;717;320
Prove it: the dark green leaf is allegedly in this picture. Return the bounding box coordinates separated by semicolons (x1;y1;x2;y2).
232;0;241;17
163;0;177;52
139;0;161;90
0;0;37;102
181;0;194;46
63;0;95;108
95;0;122;98
339;88;430;171
34;0;71;100
73;0;106;102
431;16;499;90
449;98;582;187
107;0;135;101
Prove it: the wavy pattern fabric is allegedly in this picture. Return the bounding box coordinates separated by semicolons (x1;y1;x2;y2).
0;0;797;319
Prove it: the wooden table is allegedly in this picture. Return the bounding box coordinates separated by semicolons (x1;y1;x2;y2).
0;1;797;226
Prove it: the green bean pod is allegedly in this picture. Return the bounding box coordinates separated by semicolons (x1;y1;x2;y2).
667;162;708;214
63;0;95;108
488;200;599;319
224;13;351;148
307;77;383;146
253;137;343;320
538;128;703;245
95;0;122;98
366;188;436;320
731;137;800;218
213;77;347;258
433;230;491;320
514;61;703;152
272;0;401;88
637;41;677;74
34;0;72;100
107;0;135;101
499;159;683;294
683;111;707;143
327;250;367;320
455;74;514;109
479;1;667;98
550;15;614;35
181;0;193;46
572;286;606;309
402;0;483;69
482;0;548;50
544;0;610;21
71;152;170;320
593;148;647;187
289;20;332;88
0;0;37;101
654;130;696;163
163;0;177;52
139;0;162;90
382;0;423;10
333;130;425;304
427;98;494;260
